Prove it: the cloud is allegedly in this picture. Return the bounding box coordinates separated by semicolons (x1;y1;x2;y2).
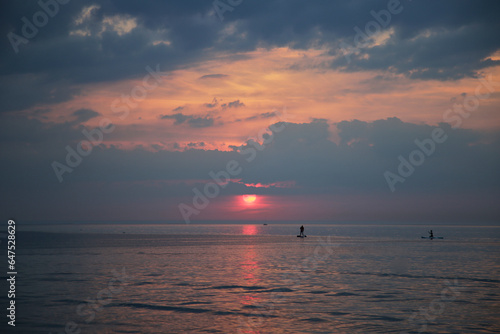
236;180;296;188
203;98;219;108
260;111;276;118
0;1;220;111
333;23;500;80
187;142;205;148
71;108;101;124
229;118;500;195
161;112;215;128
1;0;499;113
7;114;497;194
0;117;67;147
0;74;80;113
161;113;190;125
1;115;499;221
0;0;500;111
33;108;51;115
188;117;214;128
238;111;278;122
199;74;228;80
1;1;499;222
222;100;245;109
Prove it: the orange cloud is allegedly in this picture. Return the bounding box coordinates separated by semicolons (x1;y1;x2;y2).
28;47;500;151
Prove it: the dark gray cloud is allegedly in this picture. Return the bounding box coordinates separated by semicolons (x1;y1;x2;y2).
204;102;218;108
199;74;228;80
0;114;88;147
333;19;500;80
187;142;205;148
0;74;80;112
161;113;190;125
260;111;276;118
237;111;278;122
0;1;219;112
187;117;214;128
222;100;245;109
229;118;500;196
1;1;499;221
32;108;51;115
71;108;101;124
1;1;499;112
161;112;215;128
1;115;499;221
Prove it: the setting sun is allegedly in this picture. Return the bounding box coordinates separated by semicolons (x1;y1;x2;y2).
242;195;257;204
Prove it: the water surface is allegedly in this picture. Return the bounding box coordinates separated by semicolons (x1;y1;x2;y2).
3;224;499;333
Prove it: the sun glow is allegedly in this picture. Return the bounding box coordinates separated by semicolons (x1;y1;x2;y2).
242;194;257;204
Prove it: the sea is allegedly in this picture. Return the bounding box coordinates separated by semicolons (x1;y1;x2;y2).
1;223;499;333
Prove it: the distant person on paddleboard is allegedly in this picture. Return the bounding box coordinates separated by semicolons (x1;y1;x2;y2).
428;230;434;238
300;225;305;237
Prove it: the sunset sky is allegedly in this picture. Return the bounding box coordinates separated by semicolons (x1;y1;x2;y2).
1;0;499;223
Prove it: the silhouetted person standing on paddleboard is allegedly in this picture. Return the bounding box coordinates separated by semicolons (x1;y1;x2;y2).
428;230;434;238
300;225;305;237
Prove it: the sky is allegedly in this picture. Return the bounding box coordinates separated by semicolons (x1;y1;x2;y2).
1;0;499;223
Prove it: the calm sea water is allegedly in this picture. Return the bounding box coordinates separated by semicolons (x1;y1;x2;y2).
2;224;499;333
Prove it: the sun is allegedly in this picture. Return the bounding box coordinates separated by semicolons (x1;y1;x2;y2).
242;194;257;204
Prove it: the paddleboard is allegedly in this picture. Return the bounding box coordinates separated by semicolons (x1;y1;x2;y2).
297;235;307;238
421;236;444;239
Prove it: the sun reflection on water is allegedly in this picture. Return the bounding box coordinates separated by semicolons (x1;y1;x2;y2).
242;224;258;235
